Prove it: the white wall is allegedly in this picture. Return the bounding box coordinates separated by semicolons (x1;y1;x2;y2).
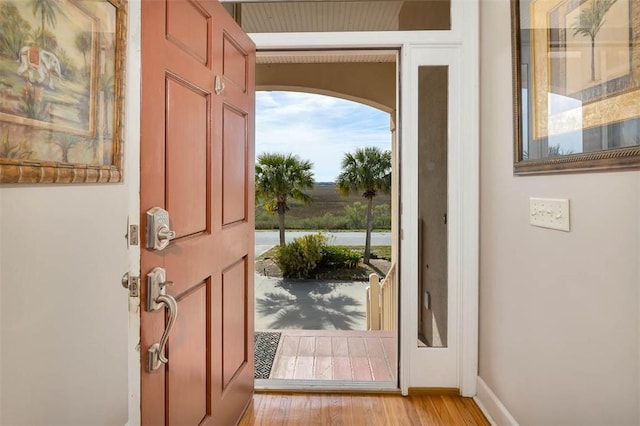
0;3;140;424
479;1;640;425
0;185;129;425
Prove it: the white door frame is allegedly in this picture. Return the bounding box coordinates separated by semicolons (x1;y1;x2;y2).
250;0;479;397
128;2;479;421
125;2;141;425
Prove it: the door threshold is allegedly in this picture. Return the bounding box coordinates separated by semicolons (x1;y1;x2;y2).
255;379;399;393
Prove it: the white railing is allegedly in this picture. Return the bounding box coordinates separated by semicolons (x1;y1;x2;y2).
366;263;396;331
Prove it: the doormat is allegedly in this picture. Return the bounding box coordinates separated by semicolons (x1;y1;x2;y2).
254;331;281;379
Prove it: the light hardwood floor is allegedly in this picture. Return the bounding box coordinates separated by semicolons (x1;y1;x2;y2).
238;392;490;425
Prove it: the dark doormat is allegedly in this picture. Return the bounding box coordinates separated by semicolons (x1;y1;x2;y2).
254;331;281;379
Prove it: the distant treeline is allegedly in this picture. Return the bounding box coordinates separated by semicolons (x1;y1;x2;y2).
255;184;391;230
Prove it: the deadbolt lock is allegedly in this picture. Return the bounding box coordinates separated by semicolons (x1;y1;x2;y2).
146;207;176;251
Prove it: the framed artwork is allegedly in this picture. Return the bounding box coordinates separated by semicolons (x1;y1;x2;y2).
0;0;126;184
512;0;640;174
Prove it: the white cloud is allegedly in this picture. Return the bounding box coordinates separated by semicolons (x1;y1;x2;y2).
256;91;391;182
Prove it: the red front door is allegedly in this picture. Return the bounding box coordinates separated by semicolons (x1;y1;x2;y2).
140;1;255;424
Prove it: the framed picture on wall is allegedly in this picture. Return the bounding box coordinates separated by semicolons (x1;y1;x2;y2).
512;0;640;174
0;0;126;184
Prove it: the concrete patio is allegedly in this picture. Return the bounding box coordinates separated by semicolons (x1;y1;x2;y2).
254;273;368;331
254;273;397;382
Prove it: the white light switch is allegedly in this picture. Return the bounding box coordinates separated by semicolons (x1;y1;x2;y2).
529;198;570;232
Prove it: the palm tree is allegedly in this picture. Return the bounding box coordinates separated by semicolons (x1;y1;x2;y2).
0;3;32;57
255;153;314;246
30;0;60;50
336;147;391;263
75;32;92;72
571;0;617;82
52;134;80;163
99;74;114;133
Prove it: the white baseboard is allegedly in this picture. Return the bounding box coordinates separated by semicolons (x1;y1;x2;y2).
474;377;518;426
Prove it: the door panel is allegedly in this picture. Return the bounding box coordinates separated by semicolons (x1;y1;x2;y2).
168;283;208;426
141;1;255;424
165;77;209;237
222;259;248;389
166;2;211;64
222;106;248;225
223;37;248;91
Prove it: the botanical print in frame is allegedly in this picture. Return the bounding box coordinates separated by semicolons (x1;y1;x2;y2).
0;0;126;183
512;0;640;174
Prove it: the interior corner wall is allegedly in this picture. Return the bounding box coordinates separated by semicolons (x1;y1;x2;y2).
479;1;639;425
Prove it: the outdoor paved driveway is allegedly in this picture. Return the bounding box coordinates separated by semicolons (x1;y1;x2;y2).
254;273;367;330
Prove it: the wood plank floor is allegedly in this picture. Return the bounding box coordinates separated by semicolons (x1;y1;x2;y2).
269;330;396;381
238;393;490;425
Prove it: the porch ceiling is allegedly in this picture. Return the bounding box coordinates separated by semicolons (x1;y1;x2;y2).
240;1;404;33
256;50;397;64
222;0;450;33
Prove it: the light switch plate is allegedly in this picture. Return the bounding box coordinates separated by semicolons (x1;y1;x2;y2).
529;198;570;231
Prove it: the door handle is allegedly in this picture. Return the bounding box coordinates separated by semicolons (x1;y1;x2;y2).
147;293;177;371
146;267;178;372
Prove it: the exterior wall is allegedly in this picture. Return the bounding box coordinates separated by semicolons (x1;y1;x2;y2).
0;3;140;424
399;0;450;31
479;0;640;424
256;62;396;112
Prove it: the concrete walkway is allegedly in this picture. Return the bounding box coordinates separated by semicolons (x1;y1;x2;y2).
254;273;368;331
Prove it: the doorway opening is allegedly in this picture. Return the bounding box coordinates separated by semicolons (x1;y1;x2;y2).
252;50;400;390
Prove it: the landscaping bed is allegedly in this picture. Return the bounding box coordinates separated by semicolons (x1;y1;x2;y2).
255;245;392;281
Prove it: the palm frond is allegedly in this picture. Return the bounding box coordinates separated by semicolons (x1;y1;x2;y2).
255;152;315;210
571;0;617;38
334;146;392;197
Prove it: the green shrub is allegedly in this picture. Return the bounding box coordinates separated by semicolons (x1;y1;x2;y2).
319;246;361;269
315;212;349;229
275;233;328;278
374;204;391;229
344;202;366;228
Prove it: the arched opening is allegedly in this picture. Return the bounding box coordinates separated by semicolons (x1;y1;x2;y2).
252;51;399;389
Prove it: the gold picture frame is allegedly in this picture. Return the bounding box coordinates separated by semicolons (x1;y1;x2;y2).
0;0;127;184
512;0;640;174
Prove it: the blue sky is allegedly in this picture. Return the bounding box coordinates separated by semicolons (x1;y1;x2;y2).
256;91;391;182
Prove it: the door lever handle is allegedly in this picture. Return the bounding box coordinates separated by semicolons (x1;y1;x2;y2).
146;267;178;372
147;293;178;371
